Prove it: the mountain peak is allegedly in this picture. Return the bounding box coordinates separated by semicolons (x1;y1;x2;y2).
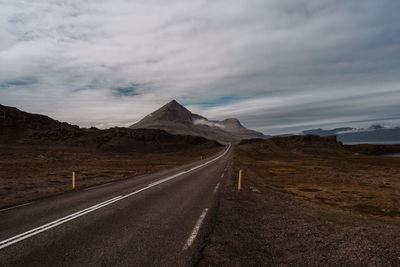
129;100;266;142
221;118;243;129
161;100;187;111
165;99;180;107
137;100;194;124
170;99;179;104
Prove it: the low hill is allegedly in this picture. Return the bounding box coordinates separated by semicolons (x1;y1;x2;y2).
240;134;343;154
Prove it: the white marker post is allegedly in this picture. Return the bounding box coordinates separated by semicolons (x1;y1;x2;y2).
238;169;242;191
72;172;76;190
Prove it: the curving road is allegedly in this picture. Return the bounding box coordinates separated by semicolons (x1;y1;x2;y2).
0;144;232;267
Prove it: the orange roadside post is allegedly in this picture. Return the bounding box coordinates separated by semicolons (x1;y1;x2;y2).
72;171;76;189
238;169;242;191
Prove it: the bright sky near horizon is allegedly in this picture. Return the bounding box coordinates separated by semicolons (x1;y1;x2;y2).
1;0;399;134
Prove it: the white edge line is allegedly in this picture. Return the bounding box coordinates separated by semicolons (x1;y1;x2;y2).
0;144;231;250
183;208;209;250
213;183;220;193
0;202;32;212
0;195;124;249
84;182;115;191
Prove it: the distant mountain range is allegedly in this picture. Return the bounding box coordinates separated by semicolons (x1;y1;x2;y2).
291;125;400;144
0;104;220;152
302;127;355;136
129;100;267;142
7;100;396;145
0;100;265;148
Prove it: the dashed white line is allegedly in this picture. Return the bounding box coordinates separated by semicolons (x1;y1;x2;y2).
183;208;209;250
213;183;220;193
221;173;224;178
0;144;231;250
0;202;32;212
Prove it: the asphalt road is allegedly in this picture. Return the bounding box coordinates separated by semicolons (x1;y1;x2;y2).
0;144;232;267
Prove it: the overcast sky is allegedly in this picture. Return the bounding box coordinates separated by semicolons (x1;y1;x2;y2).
1;0;399;134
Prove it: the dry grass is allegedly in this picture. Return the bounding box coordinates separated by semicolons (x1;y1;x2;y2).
200;138;400;266
0;145;222;208
235;138;400;219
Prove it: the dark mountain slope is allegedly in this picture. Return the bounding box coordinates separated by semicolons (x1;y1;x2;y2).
0;104;221;152
129;100;266;142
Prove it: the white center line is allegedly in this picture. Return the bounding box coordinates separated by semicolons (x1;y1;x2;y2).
221;173;224;178
0;144;231;250
213;183;220;193
183;208;209;250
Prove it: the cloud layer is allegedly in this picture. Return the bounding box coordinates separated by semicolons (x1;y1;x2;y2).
1;0;399;134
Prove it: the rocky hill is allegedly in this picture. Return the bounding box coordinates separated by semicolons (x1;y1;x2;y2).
129;100;266;143
0;104;221;152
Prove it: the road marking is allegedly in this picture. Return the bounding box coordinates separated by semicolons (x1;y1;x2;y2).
0;202;32;212
0;195;123;250
147;171;187;187
0;144;231;250
213;183;220;193
221;173;224;178
84;182;115;191
183;208;209;250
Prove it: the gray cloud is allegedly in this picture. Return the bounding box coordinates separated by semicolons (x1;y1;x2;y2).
112;84;141;97
0;77;37;88
0;0;399;134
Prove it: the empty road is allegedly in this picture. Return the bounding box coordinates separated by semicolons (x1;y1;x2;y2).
0;144;232;266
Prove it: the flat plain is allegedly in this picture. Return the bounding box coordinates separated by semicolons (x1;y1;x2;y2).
0;145;222;209
200;136;400;266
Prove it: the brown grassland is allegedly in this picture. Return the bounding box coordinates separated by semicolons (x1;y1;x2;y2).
0;145;222;209
201;136;400;266
237;137;400;218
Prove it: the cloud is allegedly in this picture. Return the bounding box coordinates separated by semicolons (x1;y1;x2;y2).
112;84;141;97
193;119;225;129
0;0;399;134
0;77;37;88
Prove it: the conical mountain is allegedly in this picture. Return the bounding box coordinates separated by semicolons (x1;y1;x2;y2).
129;100;267;143
134;100;204;126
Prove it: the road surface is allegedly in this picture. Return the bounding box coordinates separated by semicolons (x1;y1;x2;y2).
0;144;232;266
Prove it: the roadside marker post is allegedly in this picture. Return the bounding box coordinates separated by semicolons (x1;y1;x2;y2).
72;172;76;189
238;169;242;191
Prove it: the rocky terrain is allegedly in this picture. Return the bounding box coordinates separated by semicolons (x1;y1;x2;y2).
129;100;267;143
